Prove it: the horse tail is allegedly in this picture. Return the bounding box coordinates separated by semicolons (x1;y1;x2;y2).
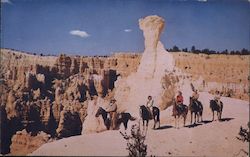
199;102;203;113
153;107;160;122
157;110;160;122
200;105;203;117
209;100;213;110
184;105;188;116
130;115;137;121
220;102;223;112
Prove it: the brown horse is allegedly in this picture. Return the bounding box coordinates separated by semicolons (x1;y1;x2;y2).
95;107;136;130
172;101;188;129
189;97;203;124
210;100;223;121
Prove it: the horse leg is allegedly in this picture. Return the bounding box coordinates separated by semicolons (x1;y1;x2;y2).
153;118;156;130
156;112;160;129
158;119;160;129
218;111;222;121
196;113;198;123
175;116;177;129
200;112;203;122
198;114;200;123
212;111;214;121
124;121;128;130
146;120;149;131
194;113;197;124
197;113;200;122
177;116;180;129
142;120;145;131
191;112;193;125
183;115;186;127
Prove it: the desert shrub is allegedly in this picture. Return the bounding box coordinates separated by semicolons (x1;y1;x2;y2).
235;122;250;156
237;122;250;142
120;124;147;157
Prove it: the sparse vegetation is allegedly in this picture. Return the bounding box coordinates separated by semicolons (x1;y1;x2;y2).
237;122;250;142
235;122;250;156
167;45;250;55
120;124;147;157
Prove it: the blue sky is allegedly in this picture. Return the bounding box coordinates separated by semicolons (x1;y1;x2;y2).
1;0;250;55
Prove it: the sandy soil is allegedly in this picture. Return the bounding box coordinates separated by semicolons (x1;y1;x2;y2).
31;92;249;156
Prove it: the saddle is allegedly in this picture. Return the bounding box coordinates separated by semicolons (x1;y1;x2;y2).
177;104;185;113
215;100;222;108
146;107;153;119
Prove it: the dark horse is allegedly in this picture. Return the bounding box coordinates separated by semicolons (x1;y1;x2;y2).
139;105;160;129
95;107;136;130
189;97;203;124
210;100;223;121
172;101;188;128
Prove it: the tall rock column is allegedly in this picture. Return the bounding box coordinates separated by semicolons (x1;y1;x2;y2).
137;15;165;78
114;15;176;116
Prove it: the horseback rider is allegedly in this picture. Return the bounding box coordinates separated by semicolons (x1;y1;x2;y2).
146;95;154;118
214;91;222;107
192;89;200;105
105;98;117;130
176;91;185;112
176;91;184;106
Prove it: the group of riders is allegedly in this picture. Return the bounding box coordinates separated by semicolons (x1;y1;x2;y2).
174;90;222;114
103;90;222;129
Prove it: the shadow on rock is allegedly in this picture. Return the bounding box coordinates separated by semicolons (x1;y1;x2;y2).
202;120;213;124
185;123;202;128
219;118;234;122
156;125;173;130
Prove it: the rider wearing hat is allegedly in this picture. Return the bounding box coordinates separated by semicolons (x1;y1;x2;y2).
192;89;200;106
106;98;117;129
214;91;222;107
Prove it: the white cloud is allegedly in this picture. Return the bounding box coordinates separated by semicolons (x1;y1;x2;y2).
1;0;12;4
197;0;207;2
124;29;132;32
69;30;90;38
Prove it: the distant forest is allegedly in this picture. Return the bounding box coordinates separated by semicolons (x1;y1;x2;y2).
166;45;250;55
3;46;250;57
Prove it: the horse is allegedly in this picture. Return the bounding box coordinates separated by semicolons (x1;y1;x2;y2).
172;101;188;128
95;107;136;130
210;100;223;121
189;97;203;124
139;105;160;130
116;112;136;130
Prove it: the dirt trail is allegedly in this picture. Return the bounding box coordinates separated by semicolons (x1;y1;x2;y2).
31;92;249;156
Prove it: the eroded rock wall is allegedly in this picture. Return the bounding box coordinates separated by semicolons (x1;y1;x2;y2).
0;48;140;154
10;130;50;155
172;53;249;100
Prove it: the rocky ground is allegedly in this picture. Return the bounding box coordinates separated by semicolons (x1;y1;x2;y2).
31;92;249;156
